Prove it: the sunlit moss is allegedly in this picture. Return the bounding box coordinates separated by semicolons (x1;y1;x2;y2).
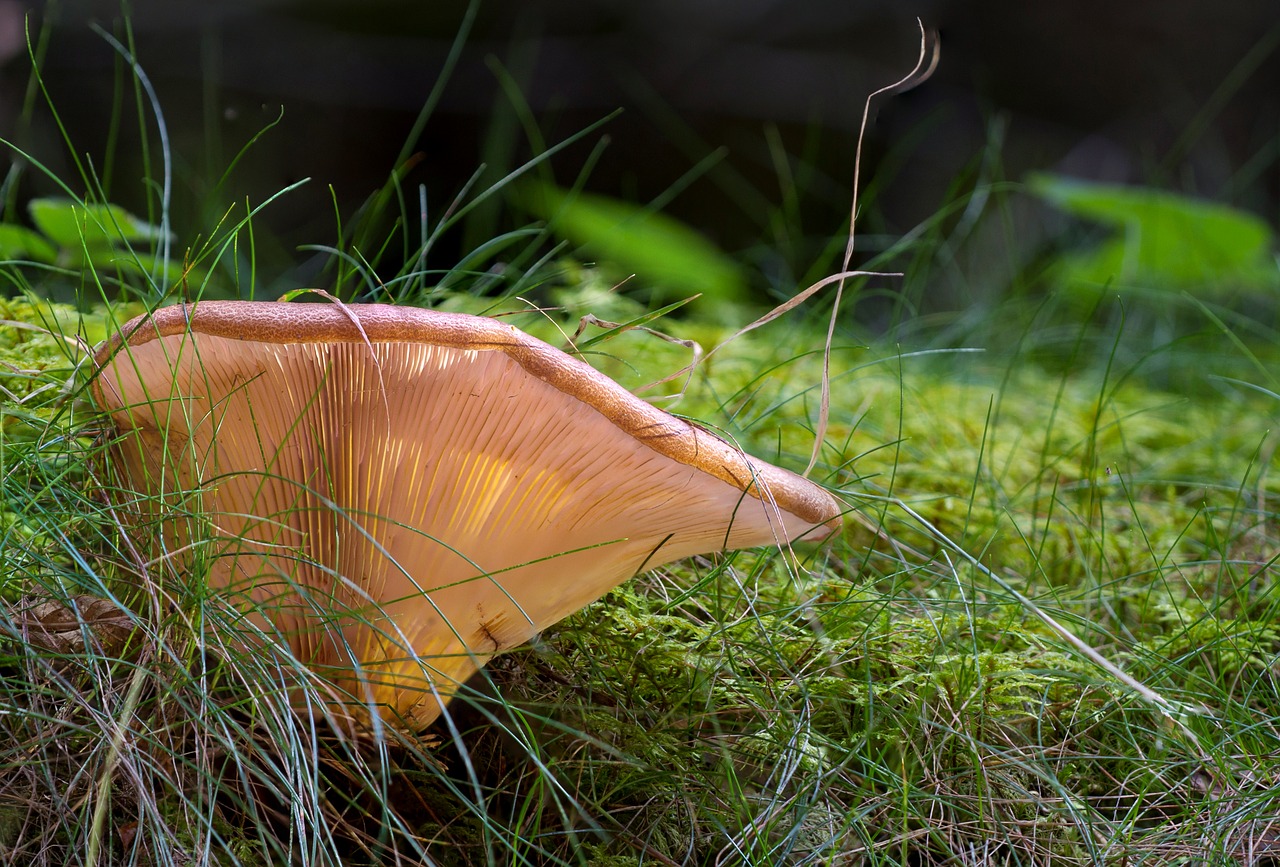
4;282;1279;863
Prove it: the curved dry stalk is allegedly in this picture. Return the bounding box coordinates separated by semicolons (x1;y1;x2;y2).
806;19;940;478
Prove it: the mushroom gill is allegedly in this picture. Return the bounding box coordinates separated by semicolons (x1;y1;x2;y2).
92;301;842;730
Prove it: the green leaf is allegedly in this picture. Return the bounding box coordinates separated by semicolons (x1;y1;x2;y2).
522;183;748;310
28;197;173;250
92;250;206;287
0;225;58;263
1027;173;1279;294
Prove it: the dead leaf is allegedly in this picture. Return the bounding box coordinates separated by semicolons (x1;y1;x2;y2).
13;594;136;657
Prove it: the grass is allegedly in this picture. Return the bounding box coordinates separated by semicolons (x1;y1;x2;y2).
3;275;1280;864
5;12;1280;866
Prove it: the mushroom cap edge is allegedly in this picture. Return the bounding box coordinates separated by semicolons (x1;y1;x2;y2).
92;300;844;540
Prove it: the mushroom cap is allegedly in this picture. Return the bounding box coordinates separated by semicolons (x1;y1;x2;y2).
92;301;842;729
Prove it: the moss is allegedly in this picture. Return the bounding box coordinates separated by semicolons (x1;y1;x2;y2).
5;284;1279;864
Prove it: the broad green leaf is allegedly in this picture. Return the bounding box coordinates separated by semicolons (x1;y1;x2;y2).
1027;172;1279;294
0;225;58;263
29;197;173;250
523;183;748;310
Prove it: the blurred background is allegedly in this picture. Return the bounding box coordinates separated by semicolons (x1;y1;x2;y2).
2;0;1279;337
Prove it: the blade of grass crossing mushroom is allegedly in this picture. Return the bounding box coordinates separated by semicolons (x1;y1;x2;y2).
278;288;392;425
677;418;817;579
231;480;547;699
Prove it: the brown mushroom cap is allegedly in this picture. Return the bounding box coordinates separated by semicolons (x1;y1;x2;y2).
92;301;842;730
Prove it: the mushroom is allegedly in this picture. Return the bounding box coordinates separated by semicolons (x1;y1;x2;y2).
92;301;842;730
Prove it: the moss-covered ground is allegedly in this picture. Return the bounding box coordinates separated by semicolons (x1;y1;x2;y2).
2;277;1279;865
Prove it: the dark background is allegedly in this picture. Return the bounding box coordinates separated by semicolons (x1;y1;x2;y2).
4;0;1279;313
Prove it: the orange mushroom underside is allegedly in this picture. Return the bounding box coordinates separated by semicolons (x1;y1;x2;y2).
93;302;842;730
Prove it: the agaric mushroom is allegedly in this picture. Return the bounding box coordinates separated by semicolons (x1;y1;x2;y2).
92;301;842;730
